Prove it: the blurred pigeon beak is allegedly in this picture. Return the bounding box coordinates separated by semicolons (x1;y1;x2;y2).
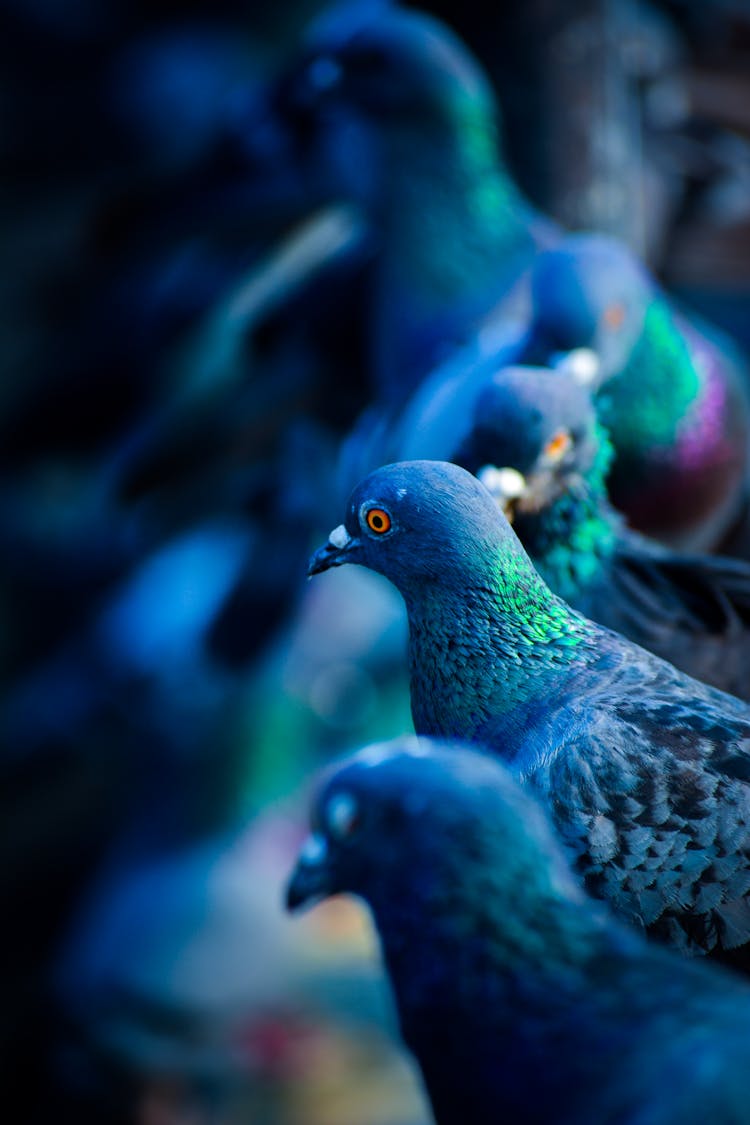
286;833;333;911
307;524;355;576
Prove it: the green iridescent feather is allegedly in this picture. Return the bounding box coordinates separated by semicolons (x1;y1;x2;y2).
519;426;620;606
598;300;701;453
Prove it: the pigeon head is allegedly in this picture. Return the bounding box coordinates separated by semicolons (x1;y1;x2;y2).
529;234;651;380
272;4;533;402
309;461;594;744
284;3;496;129
455;366;607;524
308;460;536;596
286;737;583;926
274;4;504;214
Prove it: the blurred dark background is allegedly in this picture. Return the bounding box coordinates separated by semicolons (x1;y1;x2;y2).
1;1;749;1121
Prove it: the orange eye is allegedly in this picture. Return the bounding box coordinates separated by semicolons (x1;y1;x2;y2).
366;508;392;534
603;302;626;330
544;430;571;462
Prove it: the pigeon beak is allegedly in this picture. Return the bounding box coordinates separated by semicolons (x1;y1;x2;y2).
285;833;334;912
307;524;356;576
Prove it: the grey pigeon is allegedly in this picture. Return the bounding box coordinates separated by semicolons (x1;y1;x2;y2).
308;460;750;965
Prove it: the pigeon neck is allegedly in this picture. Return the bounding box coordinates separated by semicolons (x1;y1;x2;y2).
598;300;701;453
381;113;533;293
515;429;621;603
378;882;623;1027
373;108;535;396
403;542;596;751
380;896;648;1125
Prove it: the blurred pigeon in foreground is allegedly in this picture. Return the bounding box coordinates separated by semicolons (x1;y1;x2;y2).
309;461;750;965
288;739;750;1125
452;365;750;699
50;805;426;1125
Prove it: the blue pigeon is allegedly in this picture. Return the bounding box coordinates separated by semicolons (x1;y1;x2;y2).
448;364;750;699
373;232;750;552
524;233;750;550
288;738;750;1125
309;460;750;963
274;1;554;404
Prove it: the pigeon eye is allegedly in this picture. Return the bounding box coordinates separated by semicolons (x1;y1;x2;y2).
305;55;343;93
325;792;360;840
543;431;572;463
603;302;626;331
365;507;392;535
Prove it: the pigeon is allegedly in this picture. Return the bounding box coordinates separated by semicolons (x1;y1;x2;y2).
371;232;750;550
288;738;750;1125
274;1;554;404
451;364;750;699
309;459;750;964
523;233;750;550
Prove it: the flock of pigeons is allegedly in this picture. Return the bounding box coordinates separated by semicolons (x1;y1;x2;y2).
8;0;750;1120
277;5;750;1125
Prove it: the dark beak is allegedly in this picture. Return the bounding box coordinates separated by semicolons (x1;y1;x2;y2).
285;834;335;912
307;525;355;577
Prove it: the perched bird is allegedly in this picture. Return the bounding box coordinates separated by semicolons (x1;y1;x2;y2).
523;234;750;549
285;9;748;548
378;232;750;551
309;460;750;964
288;738;750;1125
275;1;554;404
450;364;750;699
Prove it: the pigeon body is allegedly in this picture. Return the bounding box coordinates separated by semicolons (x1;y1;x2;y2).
288;739;750;1125
526;234;750;549
309;460;750;961
276;3;552;403
453;365;750;699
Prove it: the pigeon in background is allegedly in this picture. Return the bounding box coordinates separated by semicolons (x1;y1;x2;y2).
289;738;750;1125
272;0;555;405
356;229;750;551
1;517;273;1114
41;795;425;1125
523;233;750;549
452;364;750;699
309;460;750;967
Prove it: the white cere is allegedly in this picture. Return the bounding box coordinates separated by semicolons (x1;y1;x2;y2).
300;833;328;866
555;347;601;387
356;736;427;770
400;735;430;759
328;524;351;549
478;465;526;500
325;791;360;839
357;741;397;769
